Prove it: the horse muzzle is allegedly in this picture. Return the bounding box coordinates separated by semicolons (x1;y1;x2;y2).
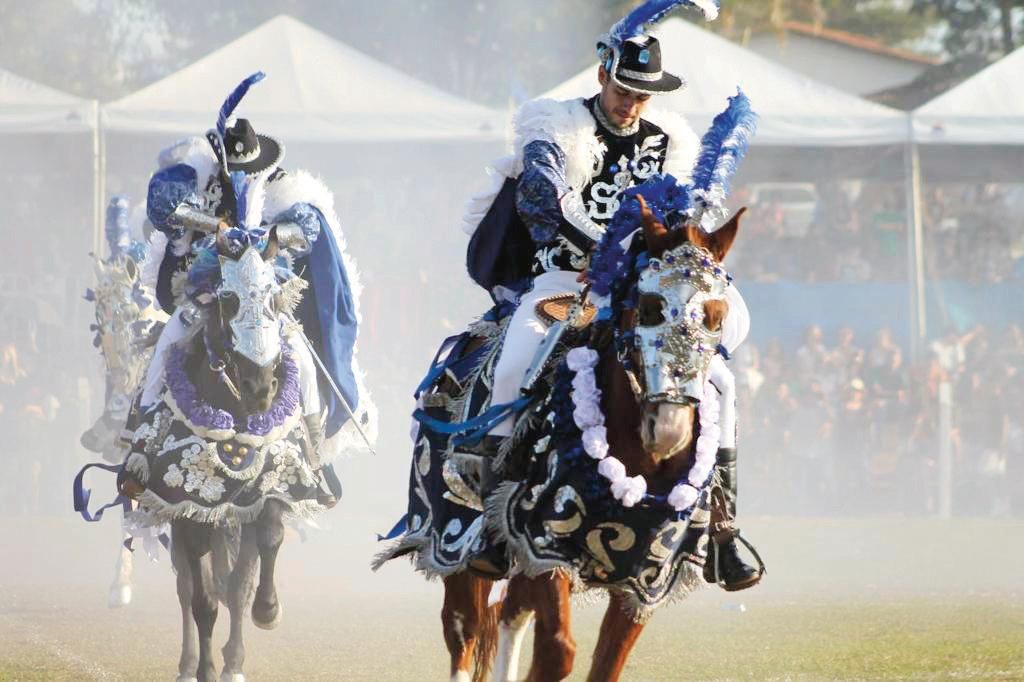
641;400;696;461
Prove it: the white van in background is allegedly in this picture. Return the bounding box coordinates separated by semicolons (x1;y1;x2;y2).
748;183;819;237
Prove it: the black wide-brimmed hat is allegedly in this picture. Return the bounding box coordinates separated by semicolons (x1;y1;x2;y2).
603;35;683;94
223;118;284;176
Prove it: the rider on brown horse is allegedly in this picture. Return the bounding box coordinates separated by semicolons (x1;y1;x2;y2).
463;7;758;590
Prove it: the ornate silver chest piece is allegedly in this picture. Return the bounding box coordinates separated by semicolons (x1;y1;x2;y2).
218;248;281;367
634;243;729;404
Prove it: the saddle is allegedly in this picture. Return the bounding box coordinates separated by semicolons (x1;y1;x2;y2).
534;294;597;329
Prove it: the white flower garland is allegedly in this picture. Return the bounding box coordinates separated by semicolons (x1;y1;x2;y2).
566;347;720;511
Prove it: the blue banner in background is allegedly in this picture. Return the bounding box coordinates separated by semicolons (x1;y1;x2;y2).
741;279;1023;348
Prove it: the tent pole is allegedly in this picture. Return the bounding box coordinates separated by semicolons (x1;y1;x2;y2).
903;122;927;363
92;101;103;256
98;106;107;254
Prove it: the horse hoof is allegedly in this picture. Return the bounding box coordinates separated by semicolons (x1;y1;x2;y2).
108;584;132;608
175;676;199;682
219;674;245;682
251;601;282;630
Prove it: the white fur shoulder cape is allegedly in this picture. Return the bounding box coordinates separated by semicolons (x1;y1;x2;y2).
460;97;700;236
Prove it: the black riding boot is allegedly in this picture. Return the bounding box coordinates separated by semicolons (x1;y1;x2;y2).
468;435;510;577
704;447;763;591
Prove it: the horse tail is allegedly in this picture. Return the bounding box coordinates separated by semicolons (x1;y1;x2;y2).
472;576;501;682
210;523;240;603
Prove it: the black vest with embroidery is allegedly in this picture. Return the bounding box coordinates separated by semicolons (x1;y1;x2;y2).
531;96;669;276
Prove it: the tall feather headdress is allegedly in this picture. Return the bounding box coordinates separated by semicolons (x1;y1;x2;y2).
206;71;266;177
602;0;719;52
597;1;719;93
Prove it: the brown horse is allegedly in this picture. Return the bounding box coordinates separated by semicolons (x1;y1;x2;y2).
442;198;744;682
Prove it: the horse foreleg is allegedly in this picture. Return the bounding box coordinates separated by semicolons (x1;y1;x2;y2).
176;521;218;682
220;528;259;682
172;533;199;682
586;593;646;682
108;524;133;608
251;500;286;630
493;575;535;682
441;573;490;682
524;572;575;682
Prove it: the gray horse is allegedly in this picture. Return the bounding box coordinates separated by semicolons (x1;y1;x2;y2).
120;228;326;682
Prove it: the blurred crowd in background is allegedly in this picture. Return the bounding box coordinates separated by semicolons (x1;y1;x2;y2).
737;321;1024;517
729;180;1024;283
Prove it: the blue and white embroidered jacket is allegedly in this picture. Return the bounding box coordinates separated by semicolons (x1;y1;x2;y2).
518;96;681;275
462;96;700;289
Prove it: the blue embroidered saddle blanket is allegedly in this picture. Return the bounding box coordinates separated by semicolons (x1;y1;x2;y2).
377;304;713;617
121;397;324;527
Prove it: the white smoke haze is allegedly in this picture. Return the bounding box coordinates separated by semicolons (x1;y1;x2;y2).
0;1;1021;679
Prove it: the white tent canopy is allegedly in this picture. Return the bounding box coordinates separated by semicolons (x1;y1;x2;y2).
543;17;908;147
0;68;96;133
913;46;1024;145
103;15;505;141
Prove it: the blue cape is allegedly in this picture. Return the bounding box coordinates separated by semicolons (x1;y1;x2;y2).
294;209;360;437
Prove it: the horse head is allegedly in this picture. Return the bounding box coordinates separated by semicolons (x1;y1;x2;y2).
197;226;286;415
629;194;745;461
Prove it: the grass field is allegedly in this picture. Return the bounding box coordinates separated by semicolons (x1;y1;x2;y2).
1;516;1021;680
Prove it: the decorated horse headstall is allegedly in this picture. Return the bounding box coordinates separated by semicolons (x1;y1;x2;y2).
182;224;305;401
632;242;730;404
585;175;726;405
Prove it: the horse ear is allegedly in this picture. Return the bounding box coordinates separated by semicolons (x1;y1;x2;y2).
263;226;279;262
638;194;673;258
707;206;745;263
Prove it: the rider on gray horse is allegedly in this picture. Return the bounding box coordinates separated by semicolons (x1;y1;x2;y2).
127;73;373;504
463;12;759;589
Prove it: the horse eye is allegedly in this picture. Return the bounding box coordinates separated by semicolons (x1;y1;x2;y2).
637;294;666;327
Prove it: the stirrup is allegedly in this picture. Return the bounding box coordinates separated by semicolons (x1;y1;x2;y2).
707;487;766;591
708;531;766;592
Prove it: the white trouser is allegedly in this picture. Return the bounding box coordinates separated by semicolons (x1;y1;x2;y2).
708;284;749;451
488;270;582;437
141;310;187;409
708;355;737;449
140;310;322;417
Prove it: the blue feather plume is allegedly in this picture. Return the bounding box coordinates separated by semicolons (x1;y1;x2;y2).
216;71;265;139
688;88;758;218
606;0;719;48
104;195;131;257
